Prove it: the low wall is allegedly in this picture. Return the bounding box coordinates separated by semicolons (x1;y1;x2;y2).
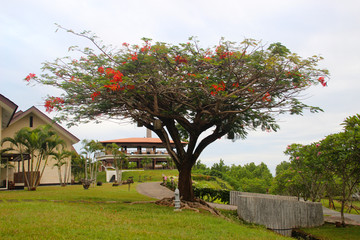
229;191;297;205
237;195;323;236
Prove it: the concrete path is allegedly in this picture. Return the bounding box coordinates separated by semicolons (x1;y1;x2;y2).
136;182;174;200
136;182;236;210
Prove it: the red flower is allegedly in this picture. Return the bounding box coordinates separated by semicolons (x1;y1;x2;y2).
262;92;271;102
105;68;115;77
98;66;105;74
25;73;36;81
175;55;188;64
211;81;225;95
104;84;120;91
131;53;138;61
44;97;64;113
318;76;327;87
111;71;123;83
127;85;135;90
91;91;101;100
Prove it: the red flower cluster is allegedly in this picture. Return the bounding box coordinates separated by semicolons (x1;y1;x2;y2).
175;55;188;64
211;82;225;96
104;84;135;91
44;97;64;113
140;41;151;52
131;53;138;61
99;67;123;83
98;66;105;74
262;92;271;102
91;91;101;101
318;77;327;87
25;73;36;81
219;51;234;59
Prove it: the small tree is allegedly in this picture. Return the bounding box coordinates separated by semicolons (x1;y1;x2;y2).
319;115;360;226
106;143;128;183
70;151;85;182
81;139;103;187
284;143;326;202
51;150;72;186
28;28;328;200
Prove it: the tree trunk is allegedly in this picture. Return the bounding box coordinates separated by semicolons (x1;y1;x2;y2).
178;162;194;201
340;199;346;226
58;167;62;186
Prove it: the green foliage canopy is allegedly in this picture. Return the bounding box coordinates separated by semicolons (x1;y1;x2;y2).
27;28;328;200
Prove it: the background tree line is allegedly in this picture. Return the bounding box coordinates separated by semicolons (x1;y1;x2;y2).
192;159;273;194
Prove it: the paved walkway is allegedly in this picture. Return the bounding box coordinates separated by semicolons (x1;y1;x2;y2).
136;182;174;200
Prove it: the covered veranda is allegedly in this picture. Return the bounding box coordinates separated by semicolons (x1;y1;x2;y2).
98;137;186;169
0;153;30;190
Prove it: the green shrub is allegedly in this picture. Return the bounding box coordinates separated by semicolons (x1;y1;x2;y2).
193;187;230;204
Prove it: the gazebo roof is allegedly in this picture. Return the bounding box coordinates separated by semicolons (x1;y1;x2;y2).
100;137;187;148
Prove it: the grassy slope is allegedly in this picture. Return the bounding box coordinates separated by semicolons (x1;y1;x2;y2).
0;184;289;240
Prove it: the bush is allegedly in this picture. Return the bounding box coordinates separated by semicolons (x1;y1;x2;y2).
193;187;230;204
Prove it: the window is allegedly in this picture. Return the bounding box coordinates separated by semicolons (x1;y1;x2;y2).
30;116;33;127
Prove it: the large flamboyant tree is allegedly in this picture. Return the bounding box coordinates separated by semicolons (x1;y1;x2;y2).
26;27;328;200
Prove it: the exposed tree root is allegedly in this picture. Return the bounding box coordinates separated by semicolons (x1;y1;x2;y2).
129;201;156;205
155;197;223;217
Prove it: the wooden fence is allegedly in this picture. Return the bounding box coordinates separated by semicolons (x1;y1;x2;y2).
236;194;323;236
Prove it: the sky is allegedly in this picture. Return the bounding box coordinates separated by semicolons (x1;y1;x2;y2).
1;0;360;175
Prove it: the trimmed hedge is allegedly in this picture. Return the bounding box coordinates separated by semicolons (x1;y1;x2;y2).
193;186;230;204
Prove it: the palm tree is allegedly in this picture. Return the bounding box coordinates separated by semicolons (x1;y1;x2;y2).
1;127;33;188
81;139;103;187
1;125;65;190
106;143;128;184
51;150;72;186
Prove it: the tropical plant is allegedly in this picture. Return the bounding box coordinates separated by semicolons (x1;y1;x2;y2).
51;150;72;186
1;125;65;190
81;139;104;188
105;143;128;184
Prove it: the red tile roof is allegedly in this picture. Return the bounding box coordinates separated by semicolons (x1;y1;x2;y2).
101;137;187;147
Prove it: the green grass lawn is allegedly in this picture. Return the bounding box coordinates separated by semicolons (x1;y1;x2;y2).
0;184;290;240
301;223;360;240
122;169;179;182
